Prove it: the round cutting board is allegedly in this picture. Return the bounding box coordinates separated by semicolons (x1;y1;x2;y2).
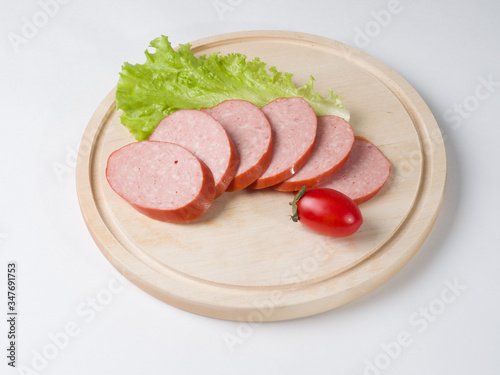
76;31;446;321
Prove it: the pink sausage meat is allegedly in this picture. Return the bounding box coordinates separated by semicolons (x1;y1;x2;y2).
249;97;317;189
149;109;238;198
203;100;273;191
320;138;391;204
273;115;354;191
106;141;216;222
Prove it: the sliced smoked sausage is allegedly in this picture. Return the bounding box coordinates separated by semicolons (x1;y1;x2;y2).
273;115;354;191
106;141;216;222
203;100;273;191
149;109;238;198
249;97;317;189
320;138;391;204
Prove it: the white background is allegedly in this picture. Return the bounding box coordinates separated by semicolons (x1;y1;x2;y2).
1;0;500;374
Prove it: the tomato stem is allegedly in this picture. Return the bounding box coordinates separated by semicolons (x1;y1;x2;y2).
289;186;306;222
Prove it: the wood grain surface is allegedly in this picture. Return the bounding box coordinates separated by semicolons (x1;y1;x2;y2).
76;31;446;321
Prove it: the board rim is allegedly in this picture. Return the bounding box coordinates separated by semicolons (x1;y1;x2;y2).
76;30;446;321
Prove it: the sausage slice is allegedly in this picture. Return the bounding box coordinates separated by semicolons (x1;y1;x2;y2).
320;138;391;204
273;115;354;191
249;97;317;189
149;109;238;198
203;100;272;191
106;141;216;222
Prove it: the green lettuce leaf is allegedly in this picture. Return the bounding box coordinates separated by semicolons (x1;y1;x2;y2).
116;35;350;140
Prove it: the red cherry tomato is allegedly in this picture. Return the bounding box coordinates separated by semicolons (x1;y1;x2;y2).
290;187;363;237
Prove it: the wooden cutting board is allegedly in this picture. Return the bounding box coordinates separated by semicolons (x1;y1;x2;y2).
76;31;446;321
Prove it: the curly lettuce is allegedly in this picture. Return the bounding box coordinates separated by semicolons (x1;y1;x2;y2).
116;35;350;140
